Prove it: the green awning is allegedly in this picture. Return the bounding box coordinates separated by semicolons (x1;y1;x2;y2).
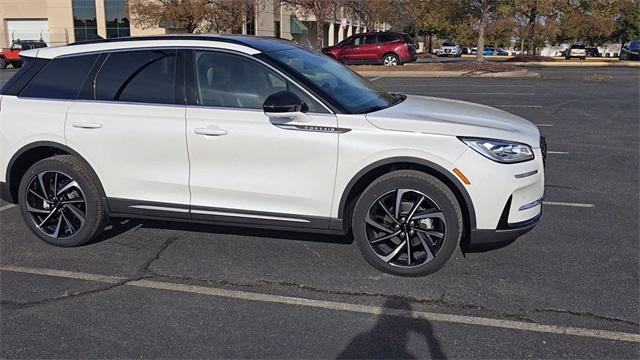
290;16;308;34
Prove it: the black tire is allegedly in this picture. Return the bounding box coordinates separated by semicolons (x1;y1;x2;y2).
18;155;106;247
0;58;7;69
382;53;400;66
12;61;22;68
352;170;463;276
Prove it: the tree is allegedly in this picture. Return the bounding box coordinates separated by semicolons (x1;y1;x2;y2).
613;0;640;44
340;0;399;31
409;0;466;53
281;0;337;49
129;0;243;34
508;0;562;55
558;0;618;46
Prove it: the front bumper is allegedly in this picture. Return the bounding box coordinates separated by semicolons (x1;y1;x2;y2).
466;196;542;251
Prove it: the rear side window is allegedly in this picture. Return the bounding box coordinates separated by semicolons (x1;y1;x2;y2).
629;41;640;50
21;54;98;99
0;57;49;96
95;50;177;104
378;34;399;43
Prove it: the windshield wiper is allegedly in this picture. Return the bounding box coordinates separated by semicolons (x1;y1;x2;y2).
391;93;407;105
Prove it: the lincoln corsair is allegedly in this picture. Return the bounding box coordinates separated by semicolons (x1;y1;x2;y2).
0;35;545;276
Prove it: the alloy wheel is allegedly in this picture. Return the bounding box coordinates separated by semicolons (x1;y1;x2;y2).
383;55;398;66
364;189;447;268
24;171;87;239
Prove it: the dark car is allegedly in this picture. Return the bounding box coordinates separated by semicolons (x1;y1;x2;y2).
322;32;417;66
586;47;601;57
620;40;640;61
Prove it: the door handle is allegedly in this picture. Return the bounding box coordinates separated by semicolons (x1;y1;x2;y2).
194;127;228;136
71;121;102;129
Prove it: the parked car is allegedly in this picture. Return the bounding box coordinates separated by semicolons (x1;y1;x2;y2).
619;40;640;61
0;35;545;276
322;32;417;66
437;42;462;57
586;47;601;57
0;40;47;69
565;44;586;60
483;47;508;56
461;47;472;55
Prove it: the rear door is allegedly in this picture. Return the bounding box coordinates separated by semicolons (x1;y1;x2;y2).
65;49;191;218
346;35;377;62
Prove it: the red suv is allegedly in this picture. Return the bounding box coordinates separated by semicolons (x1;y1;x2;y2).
322;32;417;66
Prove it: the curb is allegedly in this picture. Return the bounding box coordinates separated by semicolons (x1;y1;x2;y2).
509;61;640;67
354;69;538;78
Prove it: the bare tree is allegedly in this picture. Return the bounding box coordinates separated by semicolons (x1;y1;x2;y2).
129;0;243;34
281;0;337;48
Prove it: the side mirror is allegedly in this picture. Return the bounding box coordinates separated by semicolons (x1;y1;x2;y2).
263;91;308;119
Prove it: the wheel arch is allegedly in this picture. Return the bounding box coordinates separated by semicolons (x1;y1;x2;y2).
337;157;476;240
5;141;107;205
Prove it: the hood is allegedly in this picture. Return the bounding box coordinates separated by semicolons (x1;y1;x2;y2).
366;95;541;147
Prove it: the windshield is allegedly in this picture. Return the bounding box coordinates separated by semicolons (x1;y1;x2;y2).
442;42;456;47
267;47;398;114
629;41;640;50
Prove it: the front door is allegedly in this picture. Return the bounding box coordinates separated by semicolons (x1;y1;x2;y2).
185;50;338;229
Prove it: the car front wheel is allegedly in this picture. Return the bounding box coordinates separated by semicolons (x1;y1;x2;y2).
0;58;7;69
18;155;106;247
352;170;463;276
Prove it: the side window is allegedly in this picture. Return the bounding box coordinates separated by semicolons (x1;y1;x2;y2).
95;50;177;104
21;54;98;99
192;51;327;113
378;34;397;43
354;36;375;46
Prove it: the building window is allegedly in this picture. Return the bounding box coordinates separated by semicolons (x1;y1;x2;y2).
72;0;98;42
105;0;131;38
245;3;255;35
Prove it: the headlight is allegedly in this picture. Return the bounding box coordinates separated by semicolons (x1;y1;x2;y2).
460;137;534;163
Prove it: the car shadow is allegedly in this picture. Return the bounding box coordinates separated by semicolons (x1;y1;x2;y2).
90;217;353;246
336;298;446;359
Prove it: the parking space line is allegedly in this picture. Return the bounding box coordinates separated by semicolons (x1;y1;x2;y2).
536;123;553;126
0;204;16;212
369;76;383;81
547;151;569;154
493;105;543;108
2;264;636;343
383;84;534;87
543;201;595;208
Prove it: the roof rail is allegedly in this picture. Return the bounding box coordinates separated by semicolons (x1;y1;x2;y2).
67;34;247;47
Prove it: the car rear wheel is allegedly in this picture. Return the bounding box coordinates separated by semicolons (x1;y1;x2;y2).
382;53;400;66
352;170;463;276
18;155;106;247
12;61;22;68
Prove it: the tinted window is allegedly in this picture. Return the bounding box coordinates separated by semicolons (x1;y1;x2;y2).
571;44;585;49
354;36;375;45
629;41;640;50
442;42;456;47
193;51;326;113
95;50;176;104
1;57;49;96
378;34;399;43
268;47;397;114
21;54;98;99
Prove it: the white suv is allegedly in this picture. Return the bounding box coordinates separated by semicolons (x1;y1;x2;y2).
0;35;545;276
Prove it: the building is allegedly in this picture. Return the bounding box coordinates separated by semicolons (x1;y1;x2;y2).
1;0;387;49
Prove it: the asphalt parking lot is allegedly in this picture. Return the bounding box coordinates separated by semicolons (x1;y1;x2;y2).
1;66;639;358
